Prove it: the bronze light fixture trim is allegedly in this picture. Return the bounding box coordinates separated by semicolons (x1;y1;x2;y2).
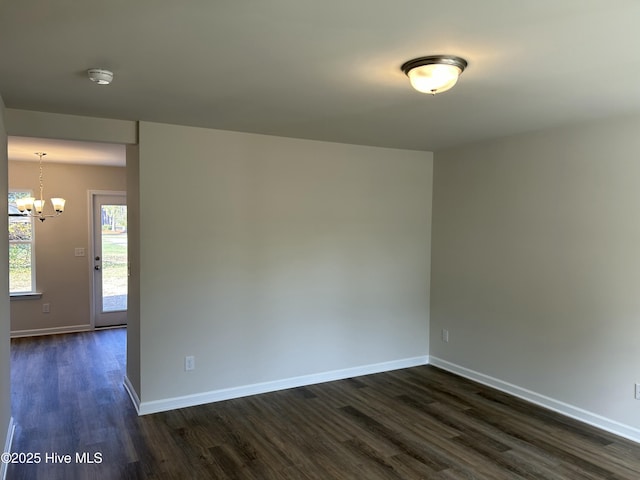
401;55;468;94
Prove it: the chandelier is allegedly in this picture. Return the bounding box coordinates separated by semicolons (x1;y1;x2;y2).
13;152;66;222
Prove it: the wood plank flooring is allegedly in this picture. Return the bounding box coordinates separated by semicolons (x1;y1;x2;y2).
8;329;640;479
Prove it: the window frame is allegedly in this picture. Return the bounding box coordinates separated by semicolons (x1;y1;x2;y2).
8;189;36;295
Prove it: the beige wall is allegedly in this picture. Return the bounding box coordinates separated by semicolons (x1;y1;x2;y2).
9;161;126;334
431;114;640;437
0;96;12;471
138;121;433;407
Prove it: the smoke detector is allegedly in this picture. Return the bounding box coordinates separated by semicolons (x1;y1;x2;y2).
87;68;113;85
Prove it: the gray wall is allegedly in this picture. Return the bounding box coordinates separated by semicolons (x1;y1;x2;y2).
2;109;433;415
5;109;136;144
0;96;11;473
9;107;639;440
126;144;141;396
431;114;640;434
138;121;433;406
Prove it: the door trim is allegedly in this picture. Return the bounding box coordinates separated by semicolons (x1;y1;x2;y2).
88;190;127;329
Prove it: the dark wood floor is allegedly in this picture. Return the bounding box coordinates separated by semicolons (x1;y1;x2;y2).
8;330;640;479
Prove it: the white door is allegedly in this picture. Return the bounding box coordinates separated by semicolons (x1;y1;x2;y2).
92;193;127;327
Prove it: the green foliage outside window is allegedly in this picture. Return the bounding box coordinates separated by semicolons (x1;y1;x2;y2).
9;244;32;292
8;191;34;293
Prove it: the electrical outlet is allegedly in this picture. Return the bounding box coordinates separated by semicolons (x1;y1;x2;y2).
185;355;195;371
441;329;449;343
42;303;50;313
635;383;640;400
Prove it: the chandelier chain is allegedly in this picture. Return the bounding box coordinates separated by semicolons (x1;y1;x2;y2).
38;152;45;203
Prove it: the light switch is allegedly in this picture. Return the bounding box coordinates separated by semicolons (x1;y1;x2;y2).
75;248;85;257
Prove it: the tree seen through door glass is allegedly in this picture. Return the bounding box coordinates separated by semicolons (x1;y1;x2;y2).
101;205;127;312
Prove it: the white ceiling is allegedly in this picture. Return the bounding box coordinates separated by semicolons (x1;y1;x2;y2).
1;0;639;159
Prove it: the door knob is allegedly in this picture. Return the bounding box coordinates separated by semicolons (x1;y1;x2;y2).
95;265;101;270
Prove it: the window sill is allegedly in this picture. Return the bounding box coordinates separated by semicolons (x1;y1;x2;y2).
10;292;43;301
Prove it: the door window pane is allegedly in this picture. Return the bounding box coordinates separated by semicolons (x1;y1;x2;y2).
101;205;127;312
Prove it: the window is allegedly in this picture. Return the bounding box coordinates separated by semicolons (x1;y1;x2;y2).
8;191;35;293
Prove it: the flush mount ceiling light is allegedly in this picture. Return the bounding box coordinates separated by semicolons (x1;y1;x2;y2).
87;68;114;85
401;55;467;95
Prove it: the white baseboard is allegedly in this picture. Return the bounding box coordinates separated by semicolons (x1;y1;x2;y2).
1;417;15;480
10;324;92;338
123;375;141;415
137;356;429;415
429;356;640;444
